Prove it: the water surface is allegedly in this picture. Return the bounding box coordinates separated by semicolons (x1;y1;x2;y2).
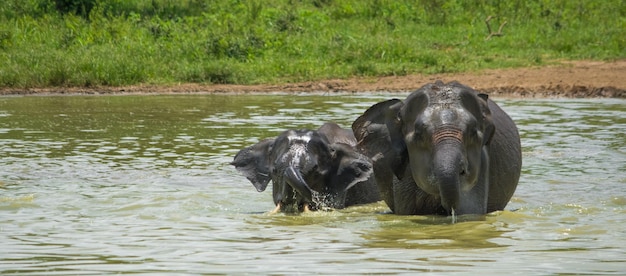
1;94;624;275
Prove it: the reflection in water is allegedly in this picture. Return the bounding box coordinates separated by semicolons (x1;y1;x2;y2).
0;95;624;274
361;213;510;249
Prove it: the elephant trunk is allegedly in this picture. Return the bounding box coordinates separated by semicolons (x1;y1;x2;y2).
432;126;465;214
284;166;313;202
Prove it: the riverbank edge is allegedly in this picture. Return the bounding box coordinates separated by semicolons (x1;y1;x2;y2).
2;60;624;98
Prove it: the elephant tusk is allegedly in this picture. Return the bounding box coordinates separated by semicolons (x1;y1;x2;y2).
451;208;457;224
269;202;282;214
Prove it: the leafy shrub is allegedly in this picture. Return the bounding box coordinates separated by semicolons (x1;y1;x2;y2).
52;0;96;18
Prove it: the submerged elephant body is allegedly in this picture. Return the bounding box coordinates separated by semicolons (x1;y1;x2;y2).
231;122;380;213
353;81;521;215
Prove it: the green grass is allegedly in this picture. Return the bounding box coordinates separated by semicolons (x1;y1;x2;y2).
1;0;624;88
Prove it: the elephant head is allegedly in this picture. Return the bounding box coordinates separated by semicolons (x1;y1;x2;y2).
231;123;376;213
353;81;521;216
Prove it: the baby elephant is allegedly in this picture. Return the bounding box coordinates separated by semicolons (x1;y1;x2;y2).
231;122;380;213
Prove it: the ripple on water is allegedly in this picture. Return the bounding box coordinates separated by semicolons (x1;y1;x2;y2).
0;96;624;275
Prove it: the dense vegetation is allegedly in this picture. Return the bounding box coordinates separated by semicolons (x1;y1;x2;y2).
1;0;624;88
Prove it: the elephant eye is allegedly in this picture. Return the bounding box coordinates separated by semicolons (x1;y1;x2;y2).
413;128;423;140
413;121;427;138
470;128;477;137
468;128;481;142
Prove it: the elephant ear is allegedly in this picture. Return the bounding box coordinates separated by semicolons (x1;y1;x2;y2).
328;143;373;192
457;84;496;147
230;138;274;192
352;99;407;179
477;93;496;146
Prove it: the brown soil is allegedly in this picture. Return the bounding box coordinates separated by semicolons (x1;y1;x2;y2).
2;60;625;98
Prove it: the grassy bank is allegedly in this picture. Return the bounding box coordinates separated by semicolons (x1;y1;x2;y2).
1;0;624;88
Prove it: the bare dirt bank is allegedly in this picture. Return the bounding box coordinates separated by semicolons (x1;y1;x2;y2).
2;60;625;98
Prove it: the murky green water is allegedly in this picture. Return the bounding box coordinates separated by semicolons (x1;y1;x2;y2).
1;94;624;275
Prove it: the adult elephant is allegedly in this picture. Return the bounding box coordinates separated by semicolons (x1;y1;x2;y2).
231;122;380;213
352;81;521;215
